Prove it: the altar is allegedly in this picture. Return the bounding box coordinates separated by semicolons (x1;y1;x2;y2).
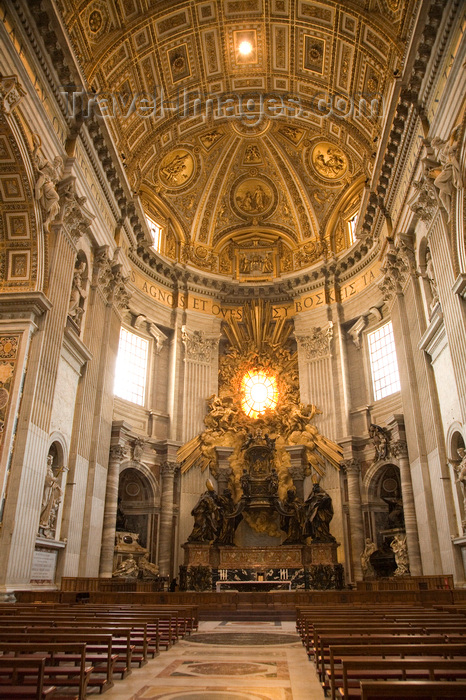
180;541;343;591
216;580;292;592
179;426;344;592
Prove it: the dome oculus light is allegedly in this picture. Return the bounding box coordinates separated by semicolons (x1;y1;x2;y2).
238;40;253;56
241;370;278;419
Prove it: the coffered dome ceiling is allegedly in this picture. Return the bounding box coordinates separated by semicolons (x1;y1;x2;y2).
59;0;417;280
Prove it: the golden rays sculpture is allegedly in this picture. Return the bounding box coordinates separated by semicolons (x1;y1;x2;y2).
178;300;342;505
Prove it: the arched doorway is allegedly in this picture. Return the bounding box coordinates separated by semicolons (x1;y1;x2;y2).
117;466;158;564
363;463;405;578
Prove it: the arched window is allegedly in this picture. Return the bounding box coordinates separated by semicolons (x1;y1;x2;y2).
347;213;358;244
146;214;162;252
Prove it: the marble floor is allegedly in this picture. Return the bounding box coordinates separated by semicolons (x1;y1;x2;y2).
100;620;325;700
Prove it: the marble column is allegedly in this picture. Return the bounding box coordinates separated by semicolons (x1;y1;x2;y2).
391;439;422;575
341;459;365;581
99;443;126;577
158;461;178;577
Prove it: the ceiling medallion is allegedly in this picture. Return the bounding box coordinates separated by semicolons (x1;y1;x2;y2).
88;10;102;33
310;142;348;181
231;175;277;220
157;148;197;189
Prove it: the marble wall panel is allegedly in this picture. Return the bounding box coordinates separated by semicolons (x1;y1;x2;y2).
49;354;80;443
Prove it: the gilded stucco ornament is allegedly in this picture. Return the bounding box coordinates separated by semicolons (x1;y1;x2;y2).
158;148;196;188
311;142;348;181
177;301;342;536
231;176;277;220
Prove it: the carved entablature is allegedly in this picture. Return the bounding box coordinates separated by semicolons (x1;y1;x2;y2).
295;323;333;360
181;326;219;363
0;75;26;114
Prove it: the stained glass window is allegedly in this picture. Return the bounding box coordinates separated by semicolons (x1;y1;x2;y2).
241;369;278;419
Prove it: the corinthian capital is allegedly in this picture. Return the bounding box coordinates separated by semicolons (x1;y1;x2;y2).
340;458;360;476
408;143;439;223
58;177;95;245
181;326;219;363
295;322;333;360
378;239;409;301
161;461;179;478
109;444;127;461
94;248;131;309
391;440;408;459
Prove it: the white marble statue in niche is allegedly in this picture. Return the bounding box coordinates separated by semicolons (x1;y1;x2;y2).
454;447;466;533
39;455;63;539
68;259;87;329
424;246;439;309
32;133;63;231
430;126;463;219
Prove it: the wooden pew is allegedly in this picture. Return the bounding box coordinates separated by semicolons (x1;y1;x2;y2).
340;658;466;699
308;624;427;658
0;612;157;661
0;657;56;700
2;602;198;642
0;643;92;700
0;623;135;679
327;644;466;700
360;680;466;699
0;633;116;693
315;634;448;684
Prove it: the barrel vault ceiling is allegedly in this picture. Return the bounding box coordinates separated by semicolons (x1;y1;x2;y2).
58;0;418;280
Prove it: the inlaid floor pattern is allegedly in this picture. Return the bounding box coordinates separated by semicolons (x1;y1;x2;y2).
102;620;324;699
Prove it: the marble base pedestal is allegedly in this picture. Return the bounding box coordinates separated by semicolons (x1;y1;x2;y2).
180;542;343;591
